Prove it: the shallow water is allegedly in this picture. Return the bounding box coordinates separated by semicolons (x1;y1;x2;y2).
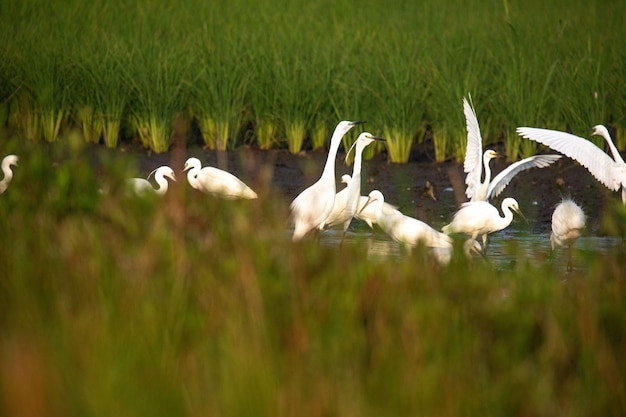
317;226;623;273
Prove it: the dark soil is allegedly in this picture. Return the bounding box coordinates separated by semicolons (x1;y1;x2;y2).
113;138;619;236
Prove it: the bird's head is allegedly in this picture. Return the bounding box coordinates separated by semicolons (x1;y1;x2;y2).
340;174;352;185
590;124;609;138
345;132;385;163
362;190;384;211
183;157;200;172
484;150;501;160
3;155;18;167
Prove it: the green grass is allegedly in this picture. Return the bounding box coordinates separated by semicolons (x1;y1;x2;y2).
1;0;624;158
1;133;625;416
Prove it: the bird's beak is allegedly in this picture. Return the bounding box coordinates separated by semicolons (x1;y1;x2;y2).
182;164;190;172
495;153;504;158
371;136;386;142
513;206;528;223
361;196;376;212
171;172;177;181
351;120;366;126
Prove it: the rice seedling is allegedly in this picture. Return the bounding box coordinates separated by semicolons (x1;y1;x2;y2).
191;32;251;151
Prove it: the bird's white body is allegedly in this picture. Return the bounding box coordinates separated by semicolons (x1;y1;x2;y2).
127;166;177;196
290;120;364;241
354;195;402;229
463;96;560;201
0;154;18;194
325;132;384;231
364;190;453;262
517;124;626;204
550;199;585;250
442;197;522;250
183;157;257;199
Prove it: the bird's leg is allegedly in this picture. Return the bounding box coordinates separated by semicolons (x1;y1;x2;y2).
566;245;574;272
481;234;488;255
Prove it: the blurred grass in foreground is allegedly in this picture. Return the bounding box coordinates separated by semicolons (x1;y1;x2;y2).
0;136;625;416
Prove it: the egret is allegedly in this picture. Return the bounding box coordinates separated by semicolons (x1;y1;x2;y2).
517;124;626;204
463;96;561;201
0;154;18;194
354;194;402;229
442;197;523;252
127;166;177;196
290;120;365;241
183;157;257;199
324;132;385;231
550;198;585;271
463;239;484;258
363;190;453;263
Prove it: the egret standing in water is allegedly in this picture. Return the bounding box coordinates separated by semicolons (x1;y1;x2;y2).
0;154;18;194
127;166;177;196
325;132;385;231
363;190;453;264
517;124;626;204
183;157;257;199
290;120;365;241
442;197;524;253
462;96;560;201
550;198;585;271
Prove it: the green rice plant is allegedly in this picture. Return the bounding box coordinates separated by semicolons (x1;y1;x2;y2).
191;32;250;151
75;106;104;144
125;42;192;153
492;24;560;160
364;33;428;163
310;116;329;151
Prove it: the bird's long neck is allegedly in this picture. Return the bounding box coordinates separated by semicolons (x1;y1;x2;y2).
498;203;515;230
186;166;199;187
600;131;625;164
351;143;365;182
321;132;344;183
482;154;493;186
155;172;168;196
1;162;12;183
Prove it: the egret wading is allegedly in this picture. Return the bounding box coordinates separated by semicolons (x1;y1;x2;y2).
325;132;385;231
442;197;524;253
517;125;626;204
183;157;257;199
463;96;560;201
363;190;453;264
290;120;365;241
0;154;18;194
551;198;585;271
127;166;177;196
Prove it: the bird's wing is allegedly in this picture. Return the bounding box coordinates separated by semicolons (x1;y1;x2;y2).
517;127;621;191
486;154;561;199
199;167;255;196
463;96;484;200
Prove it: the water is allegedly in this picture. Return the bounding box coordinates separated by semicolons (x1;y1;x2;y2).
317;226;624;272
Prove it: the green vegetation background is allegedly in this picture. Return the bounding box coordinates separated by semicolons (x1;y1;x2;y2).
1;1;625;415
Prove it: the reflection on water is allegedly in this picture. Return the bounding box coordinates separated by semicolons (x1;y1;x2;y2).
317;227;624;272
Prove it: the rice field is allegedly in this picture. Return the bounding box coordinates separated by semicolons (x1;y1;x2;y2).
1;0;624;160
1;0;626;415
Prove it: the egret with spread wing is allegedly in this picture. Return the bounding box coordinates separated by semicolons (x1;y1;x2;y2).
463;96;560;201
517;124;626;204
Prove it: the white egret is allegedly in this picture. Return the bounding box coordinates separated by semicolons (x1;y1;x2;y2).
517;125;626;204
183;157;257;199
127;166;177;196
463;96;561;201
0;154;18;194
442;197;523;252
290;120;365;241
550;198;585;271
324;132;385;231
354;194;402;229
363;190;453;263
